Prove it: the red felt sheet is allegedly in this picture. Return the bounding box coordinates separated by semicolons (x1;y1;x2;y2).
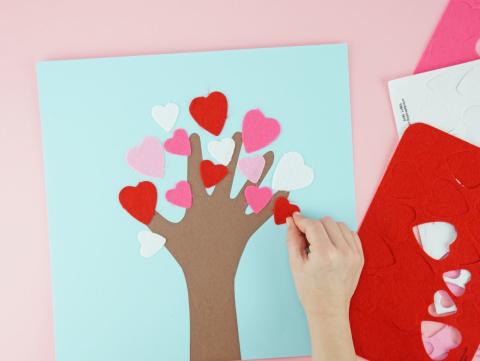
351;124;480;361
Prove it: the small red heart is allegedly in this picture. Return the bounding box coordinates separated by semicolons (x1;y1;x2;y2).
119;181;157;224
200;160;228;188
273;196;300;225
189;91;228;136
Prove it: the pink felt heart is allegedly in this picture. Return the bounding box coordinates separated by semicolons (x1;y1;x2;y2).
242;109;280;153
244;185;272;214
164;129;191;156
165;181;192;208
126;136;165;178
238;156;265;183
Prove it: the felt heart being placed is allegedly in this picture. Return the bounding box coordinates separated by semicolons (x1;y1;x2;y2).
126;136;165;178
151;102;179;132
164;129;191;156
245;185;272;214
273;197;300;225
138;230;166;258
200;160;228;188
165;181;192;208
119;181;157;224
242;109;280;153
189;91;228;136
238;156;265;183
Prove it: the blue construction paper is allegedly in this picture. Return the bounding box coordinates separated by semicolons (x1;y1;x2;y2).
37;44;356;361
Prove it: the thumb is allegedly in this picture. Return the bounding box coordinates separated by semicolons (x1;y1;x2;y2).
292;212;315;235
286;217;307;266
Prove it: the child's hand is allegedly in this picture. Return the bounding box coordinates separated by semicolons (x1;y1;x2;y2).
286;213;364;318
286;213;364;361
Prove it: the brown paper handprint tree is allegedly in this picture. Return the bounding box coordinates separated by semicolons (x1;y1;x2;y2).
119;91;312;361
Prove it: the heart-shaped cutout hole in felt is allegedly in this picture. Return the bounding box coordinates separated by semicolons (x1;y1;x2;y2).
189;91;228;136
428;290;457;317
273;197;300;225
474;345;480;360
119;181;157;224
413;221;457;260
421;321;462;361
164;129;191;156
200;160;228;188
443;269;472;297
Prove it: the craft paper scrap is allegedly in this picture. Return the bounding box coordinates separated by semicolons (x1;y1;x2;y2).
37;44;356;361
351;123;480;361
388;59;480;146
415;0;480;74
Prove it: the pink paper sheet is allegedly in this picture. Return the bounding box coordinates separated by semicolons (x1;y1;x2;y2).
415;0;480;74
0;0;451;360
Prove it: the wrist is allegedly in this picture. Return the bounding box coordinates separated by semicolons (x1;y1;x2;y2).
306;306;356;361
307;308;350;330
304;300;350;321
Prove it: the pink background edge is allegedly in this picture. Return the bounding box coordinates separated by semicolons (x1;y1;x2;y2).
0;0;453;360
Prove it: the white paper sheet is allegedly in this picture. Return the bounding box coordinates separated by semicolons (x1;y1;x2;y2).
389;59;480;146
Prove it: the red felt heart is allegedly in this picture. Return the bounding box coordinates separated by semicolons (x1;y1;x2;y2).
200;160;228;188
447;150;480;189
189;91;228;136
119;181;157;224
273;197;300;225
426;178;468;217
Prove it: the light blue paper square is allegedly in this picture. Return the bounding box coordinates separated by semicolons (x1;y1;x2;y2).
37;44;355;361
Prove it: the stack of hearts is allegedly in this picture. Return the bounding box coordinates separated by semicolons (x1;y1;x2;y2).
121;91;314;231
120;92;314;224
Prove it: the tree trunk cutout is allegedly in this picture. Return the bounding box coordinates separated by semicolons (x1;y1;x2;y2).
147;132;287;361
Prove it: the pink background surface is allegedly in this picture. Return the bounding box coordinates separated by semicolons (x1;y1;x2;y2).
0;0;451;360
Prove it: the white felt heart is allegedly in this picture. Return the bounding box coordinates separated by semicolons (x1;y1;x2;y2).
414;222;457;260
207;138;235;165
138;230;166;258
272;152;314;191
151;102;179;132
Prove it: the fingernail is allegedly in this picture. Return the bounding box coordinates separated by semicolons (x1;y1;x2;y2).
286;217;293;226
